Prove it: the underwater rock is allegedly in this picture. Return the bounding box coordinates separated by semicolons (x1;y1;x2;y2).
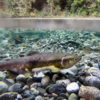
46;84;66;94
68;93;78;100
30;88;39;95
0;81;8;94
35;95;44;100
30;83;42;88
85;76;100;89
94;32;100;37
24;95;35;100
16;74;26;83
66;82;79;93
22;85;29;91
60;66;78;76
56;79;70;86
8;34;23;44
5;79;15;85
79;85;100;100
41;76;50;87
93;63;100;69
8;83;23;93
87;67;100;78
0;71;7;81
22;90;31;98
37;87;46;95
0;92;22;100
58;93;68;99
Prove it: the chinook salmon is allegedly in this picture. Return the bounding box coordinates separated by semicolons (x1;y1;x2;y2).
0;53;81;73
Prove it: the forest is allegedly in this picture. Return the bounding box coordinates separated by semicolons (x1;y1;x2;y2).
3;0;100;17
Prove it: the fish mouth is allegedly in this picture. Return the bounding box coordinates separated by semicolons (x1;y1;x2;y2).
61;54;81;69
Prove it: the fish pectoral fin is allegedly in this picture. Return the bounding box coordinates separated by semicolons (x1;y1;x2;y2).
47;65;60;72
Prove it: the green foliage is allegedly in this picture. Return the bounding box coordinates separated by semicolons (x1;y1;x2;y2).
3;0;100;17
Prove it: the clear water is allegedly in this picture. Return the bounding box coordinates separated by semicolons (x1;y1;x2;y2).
0;28;100;60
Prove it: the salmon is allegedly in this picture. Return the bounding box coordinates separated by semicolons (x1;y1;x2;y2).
0;53;81;73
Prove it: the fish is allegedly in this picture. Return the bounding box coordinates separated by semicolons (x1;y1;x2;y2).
0;52;81;74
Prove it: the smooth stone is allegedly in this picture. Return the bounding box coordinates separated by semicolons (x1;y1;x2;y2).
5;79;15;85
16;94;23;100
0;71;7;81
46;84;66;94
24;95;35;100
30;88;39;95
56;79;71;86
23;85;29;90
93;63;99;69
58;93;68;99
60;66;78;76
35;95;43;100
34;72;45;78
41;76;50;87
85;76;100;89
37;87;46;95
79;85;100;100
57;96;67;100
22;90;31;98
16;74;26;82
8;83;23;93
68;93;78;100
30;83;42;88
0;81;8;94
66;82;79;93
87;67;100;78
0;92;22;100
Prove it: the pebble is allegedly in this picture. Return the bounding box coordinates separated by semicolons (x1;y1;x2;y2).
93;63;99;69
37;87;46;95
30;88;39;95
41;76;50;87
30;83;42;88
0;81;8;94
16;74;26;83
5;79;15;85
22;90;31;98
46;84;66;94
0;92;22;100
79;85;100;100
24;95;35;100
58;93;68;99
87;67;100;78
56;79;71;86
60;66;78;76
66;82;79;93
68;93;78;100
0;71;7;81
23;85;29;90
85;76;100;89
35;95;43;100
8;83;23;93
34;72;45;78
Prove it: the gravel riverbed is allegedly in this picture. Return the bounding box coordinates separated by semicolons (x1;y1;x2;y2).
0;28;100;100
